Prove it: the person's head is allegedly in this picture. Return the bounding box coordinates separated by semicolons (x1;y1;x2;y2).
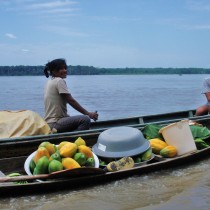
44;58;68;78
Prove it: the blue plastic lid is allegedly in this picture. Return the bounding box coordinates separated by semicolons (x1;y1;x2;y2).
92;126;150;158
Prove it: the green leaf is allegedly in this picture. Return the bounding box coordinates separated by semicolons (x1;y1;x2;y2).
142;124;164;140
190;125;210;139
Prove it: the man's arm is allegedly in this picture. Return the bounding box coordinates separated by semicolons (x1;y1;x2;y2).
63;94;98;121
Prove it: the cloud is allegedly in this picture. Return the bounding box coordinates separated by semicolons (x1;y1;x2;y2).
38;8;79;14
2;0;80;16
41;25;89;37
21;49;30;53
5;33;17;39
25;0;78;10
88;15;142;22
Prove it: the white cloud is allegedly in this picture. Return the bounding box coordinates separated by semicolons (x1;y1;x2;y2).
89;15;142;22
3;0;80;17
38;7;79;14
25;0;78;10
41;25;89;37
21;49;30;53
5;33;17;39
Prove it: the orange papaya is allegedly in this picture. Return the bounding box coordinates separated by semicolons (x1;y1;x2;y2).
33;147;50;164
149;138;168;154
57;141;70;150
62;157;81;169
59;142;78;158
39;141;57;155
160;146;177;158
78;145;93;158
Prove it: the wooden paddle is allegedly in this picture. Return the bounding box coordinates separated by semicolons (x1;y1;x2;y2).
0;167;105;183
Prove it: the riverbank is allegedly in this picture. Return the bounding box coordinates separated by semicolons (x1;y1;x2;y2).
0;66;209;76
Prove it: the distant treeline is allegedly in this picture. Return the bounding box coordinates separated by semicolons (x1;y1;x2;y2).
0;65;210;76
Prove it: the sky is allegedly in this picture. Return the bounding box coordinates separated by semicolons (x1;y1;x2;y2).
0;0;210;68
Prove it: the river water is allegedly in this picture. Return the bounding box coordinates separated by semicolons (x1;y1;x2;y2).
0;74;209;209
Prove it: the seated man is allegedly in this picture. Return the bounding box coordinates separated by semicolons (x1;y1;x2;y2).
43;58;98;132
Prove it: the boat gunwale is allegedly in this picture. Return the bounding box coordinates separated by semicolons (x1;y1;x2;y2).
0;112;209;145
0;109;199;143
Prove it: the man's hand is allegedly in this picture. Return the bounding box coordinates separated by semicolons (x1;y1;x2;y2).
88;111;98;121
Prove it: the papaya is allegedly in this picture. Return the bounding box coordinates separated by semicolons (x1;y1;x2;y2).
35;156;50;174
48;159;63;173
57;141;70;150
59;142;78;158
106;157;134;172
149;138;168;154
7;172;21;177
78;145;93;158
85;157;95;167
29;158;36;174
73;152;86;166
49;152;62;162
133;156;141;163
74;137;86;146
7;173;28;184
33;167;38;175
33;147;50;164
99;159;106;166
39;141;57;155
62;157;81;169
160;145;177;158
141;148;153;161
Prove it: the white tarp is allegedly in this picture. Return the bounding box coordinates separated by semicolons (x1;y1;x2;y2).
0;110;51;139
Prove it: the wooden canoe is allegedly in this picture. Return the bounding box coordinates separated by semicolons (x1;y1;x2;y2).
0;110;210;159
0;109;197;143
0;117;210;197
0;143;209;197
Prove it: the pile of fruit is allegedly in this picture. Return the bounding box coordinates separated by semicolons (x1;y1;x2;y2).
149;138;177;158
29;137;95;175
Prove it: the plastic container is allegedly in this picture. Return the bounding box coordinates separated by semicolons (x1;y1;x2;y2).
159;120;197;156
92;126;150;158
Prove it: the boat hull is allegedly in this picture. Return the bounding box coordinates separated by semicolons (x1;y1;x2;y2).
0;146;209;197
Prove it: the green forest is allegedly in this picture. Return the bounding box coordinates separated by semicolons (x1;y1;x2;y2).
0;65;210;76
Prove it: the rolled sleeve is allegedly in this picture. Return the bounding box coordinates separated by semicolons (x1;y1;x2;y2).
201;78;210;94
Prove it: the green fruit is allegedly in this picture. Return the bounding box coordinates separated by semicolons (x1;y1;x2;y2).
7;173;21;177
85;157;95;167
48;160;63;173
33;167;38;175
141;148;152;161
134;156;141;163
7;173;28;184
35;156;50;174
29;158;36;173
99;159;106;166
73;152;86;166
50;152;62;162
39;141;57;155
